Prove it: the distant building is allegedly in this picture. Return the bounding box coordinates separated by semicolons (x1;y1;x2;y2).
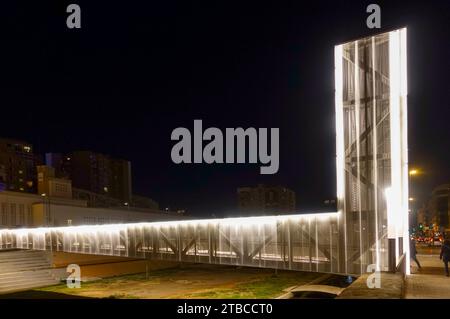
46;151;132;203
132;194;159;210
109;157;132;203
33;202;180;227
237;185;296;215
0;138;40;193
0;189;182;229
0;190;86;228
0;191;38;228
72;187;125;208
37;165;72;199
427;184;450;232
45;153;70;178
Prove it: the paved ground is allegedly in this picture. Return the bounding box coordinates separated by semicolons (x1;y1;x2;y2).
337;272;404;299
405;244;450;299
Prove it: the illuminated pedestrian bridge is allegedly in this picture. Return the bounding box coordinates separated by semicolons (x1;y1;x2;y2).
0;28;410;276
1;213;342;273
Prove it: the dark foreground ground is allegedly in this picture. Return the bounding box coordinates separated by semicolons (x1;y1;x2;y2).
0;264;338;299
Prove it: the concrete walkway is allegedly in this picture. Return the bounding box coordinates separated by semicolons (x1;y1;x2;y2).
405;253;450;299
337;272;404;299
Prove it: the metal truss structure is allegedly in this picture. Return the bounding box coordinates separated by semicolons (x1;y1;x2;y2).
335;28;409;274
1;213;341;272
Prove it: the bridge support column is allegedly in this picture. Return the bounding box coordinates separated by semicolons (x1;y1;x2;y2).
388;238;396;272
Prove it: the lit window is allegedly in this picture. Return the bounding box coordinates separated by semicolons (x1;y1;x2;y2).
103;186;108;192
23;146;31;153
18;170;23;174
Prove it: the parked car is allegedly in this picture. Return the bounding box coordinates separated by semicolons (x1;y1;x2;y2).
416;236;425;243
432;236;443;246
427;235;443;246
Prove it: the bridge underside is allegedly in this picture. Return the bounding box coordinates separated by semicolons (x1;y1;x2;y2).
0;213;362;275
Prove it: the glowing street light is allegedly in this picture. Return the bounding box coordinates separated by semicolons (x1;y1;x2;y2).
409;168;424;177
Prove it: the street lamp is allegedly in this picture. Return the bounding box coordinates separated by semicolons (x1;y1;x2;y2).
409;168;423;177
408;169;420;235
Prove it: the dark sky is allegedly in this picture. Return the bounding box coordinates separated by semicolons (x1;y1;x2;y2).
1;1;449;216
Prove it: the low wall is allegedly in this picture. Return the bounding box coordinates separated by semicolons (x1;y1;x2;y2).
51;251;179;279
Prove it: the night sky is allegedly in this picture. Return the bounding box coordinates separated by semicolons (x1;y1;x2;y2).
1;1;449;216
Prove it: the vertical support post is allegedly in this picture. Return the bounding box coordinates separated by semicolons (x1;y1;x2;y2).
128;226;136;258
287;220;293;270
388;238;396;272
152;227;159;260
242;228;249;265
208;224;214;264
177;225;182;262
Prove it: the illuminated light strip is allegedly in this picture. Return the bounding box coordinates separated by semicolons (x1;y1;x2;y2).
400;28;410;275
389;30;400;264
334;44;347;274
371;36;380;272
389;29;409;266
0;212;339;234
334;45;344;206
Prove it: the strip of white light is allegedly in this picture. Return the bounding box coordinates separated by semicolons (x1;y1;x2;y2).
389;29;410;267
400;28;410;275
334;44;347;274
334;45;345;208
0;212;339;235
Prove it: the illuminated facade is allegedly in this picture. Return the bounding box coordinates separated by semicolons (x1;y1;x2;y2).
335;28;409;274
0;29;409;276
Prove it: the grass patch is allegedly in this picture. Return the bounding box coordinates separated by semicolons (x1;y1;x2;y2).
18;265;322;299
183;272;319;299
35;268;180;296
